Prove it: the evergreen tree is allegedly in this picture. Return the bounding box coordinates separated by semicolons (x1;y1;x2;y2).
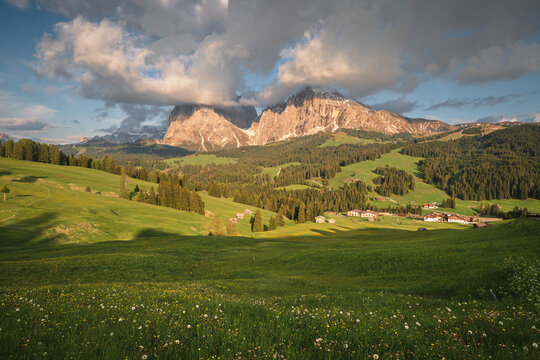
207;215;225;236
268;216;277;230
208;181;222;197
120;170;130;199
252;209;263;232
85;186;91;192
1;186;10;202
275;214;285;227
134;185;140;192
296;203;306;223
226;220;238;236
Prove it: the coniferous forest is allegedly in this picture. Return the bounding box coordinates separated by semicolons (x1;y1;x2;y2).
401;124;540;200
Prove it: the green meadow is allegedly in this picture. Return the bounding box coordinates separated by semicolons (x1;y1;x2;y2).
318;132;382;147
165;154;238;167
1;158;539;359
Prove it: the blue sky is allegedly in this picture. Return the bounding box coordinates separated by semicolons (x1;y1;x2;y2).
0;0;539;143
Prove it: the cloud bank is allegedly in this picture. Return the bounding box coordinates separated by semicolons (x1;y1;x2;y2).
26;0;540;108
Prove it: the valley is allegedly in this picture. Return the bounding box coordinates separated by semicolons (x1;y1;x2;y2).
1;98;539;360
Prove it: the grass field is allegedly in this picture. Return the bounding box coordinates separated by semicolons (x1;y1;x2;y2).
318;132;382;147
1;158;539;359
165;154;238;167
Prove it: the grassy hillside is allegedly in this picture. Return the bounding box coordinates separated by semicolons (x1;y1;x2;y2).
328;149;540;215
0;158;279;238
318;132;382;147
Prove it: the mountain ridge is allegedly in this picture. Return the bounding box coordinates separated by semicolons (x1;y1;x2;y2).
161;87;455;151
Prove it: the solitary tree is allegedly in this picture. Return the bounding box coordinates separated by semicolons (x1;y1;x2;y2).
120;170;130;200
268;216;277;231
207;215;225;236
1;186;10;202
85;186;91;192
226;220;238;236
252;209;263;232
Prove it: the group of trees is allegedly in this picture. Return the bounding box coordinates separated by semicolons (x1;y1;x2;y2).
1;139;65;164
372;166;415;196
402;124;540;200
479;203;529;219
226;180;370;222
441;198;457;209
134;173;205;215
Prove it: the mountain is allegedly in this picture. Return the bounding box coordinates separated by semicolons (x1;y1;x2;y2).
86;125;167;145
161;104;256;151
161;87;455;151
0;132;12;143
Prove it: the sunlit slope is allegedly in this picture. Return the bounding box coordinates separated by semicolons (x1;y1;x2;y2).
0;158;282;241
328;149;540;215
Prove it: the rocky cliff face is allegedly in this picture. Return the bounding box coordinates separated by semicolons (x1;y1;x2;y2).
161;87;455;151
249;87;453;145
162;106;251;151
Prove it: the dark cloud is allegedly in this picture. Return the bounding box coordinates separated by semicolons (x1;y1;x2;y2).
116;104;169;133
27;0;540;106
93;125;117;133
425;93;523;111
0;117;51;131
371;96;417;114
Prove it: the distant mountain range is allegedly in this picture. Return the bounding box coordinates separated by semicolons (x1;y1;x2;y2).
80;125;167;145
160;87;455;152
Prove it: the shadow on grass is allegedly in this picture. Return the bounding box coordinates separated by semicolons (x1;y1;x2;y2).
0;171;12;177
0;212;59;248
12;176;47;183
1;219;538;299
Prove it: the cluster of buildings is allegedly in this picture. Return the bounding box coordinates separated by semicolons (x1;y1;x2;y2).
423;212;470;224
230;209;253;224
315;216;337;224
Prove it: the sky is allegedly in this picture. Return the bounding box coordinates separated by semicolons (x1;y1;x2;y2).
0;0;539;143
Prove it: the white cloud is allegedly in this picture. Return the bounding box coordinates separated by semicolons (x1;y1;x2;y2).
0;117;51;131
35;17;248;106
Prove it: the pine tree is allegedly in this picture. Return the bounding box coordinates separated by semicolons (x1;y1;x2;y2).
275;214;285;227
226;220;238;236
207;215;225;236
268;216;277;231
1;186;10;202
252;209;263;232
120;171;130;199
85;186;91;192
296;203;306;223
